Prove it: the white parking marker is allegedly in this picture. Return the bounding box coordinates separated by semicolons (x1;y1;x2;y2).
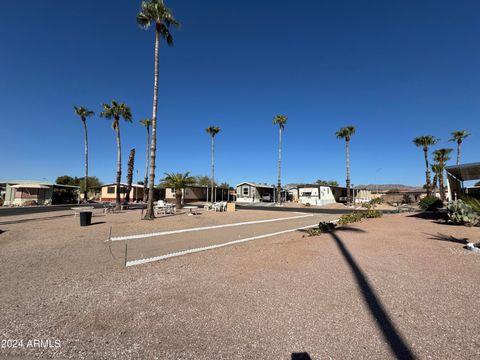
111;214;314;241
126;223;319;267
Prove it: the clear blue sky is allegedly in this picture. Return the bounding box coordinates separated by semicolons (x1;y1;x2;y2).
1;0;479;187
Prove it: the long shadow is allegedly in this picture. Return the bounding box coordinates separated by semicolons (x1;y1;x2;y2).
90;221;107;226
0;213;74;225
291;353;312;360
424;233;468;245
407;212;446;221
329;229;416;359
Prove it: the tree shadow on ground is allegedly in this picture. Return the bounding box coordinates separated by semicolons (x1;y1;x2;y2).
328;227;417;360
291;352;312;360
0;214;73;225
424;233;469;244
407;212;447;221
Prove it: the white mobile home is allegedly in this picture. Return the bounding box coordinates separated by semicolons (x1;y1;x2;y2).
297;184;336;206
236;182;275;203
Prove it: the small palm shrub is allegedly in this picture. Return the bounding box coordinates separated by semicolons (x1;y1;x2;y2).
319;221;337;232
447;200;479;226
419;196;443;211
460;197;480;214
306;222;337;237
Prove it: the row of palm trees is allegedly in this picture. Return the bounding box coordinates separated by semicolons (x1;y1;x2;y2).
74;98;223;211
413;130;470;201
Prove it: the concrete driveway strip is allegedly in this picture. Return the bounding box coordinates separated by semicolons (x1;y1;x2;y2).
122;213;338;266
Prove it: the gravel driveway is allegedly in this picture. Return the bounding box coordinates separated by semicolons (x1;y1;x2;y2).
0;210;479;359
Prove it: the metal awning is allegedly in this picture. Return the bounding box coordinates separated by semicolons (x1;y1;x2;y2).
445;162;480;181
10;184;50;189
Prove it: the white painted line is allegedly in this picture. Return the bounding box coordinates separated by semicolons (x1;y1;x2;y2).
111;214;314;241
126;223;319;267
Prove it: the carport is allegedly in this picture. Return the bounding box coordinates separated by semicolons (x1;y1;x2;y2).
445;162;480;200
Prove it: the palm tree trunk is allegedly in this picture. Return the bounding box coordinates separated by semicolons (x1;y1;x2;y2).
277;126;282;203
175;189;182;209
423;147;431;197
143;125;150;202
82;119;88;202
144;26;160;219
115;121;122;211
457;141;461;165
439;166;445;202
346;140;351;206
125;149;135;203
211;135;215;204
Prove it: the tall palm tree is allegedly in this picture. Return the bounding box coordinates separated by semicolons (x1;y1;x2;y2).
433;148;453;201
431;163;442;195
273;115;287;203
73;106;94;202
161;172;195;209
205;126;221;203
139;119;152;202
449;130;470;165
336;126;356;206
100;101;133;210
413;135;439;197
137;0;180;220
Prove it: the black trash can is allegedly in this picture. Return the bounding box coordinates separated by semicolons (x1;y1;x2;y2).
79;211;92;226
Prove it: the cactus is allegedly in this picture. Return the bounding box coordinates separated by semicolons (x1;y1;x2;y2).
447;200;479;226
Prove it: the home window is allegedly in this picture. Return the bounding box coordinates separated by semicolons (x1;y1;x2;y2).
243;187;249;196
107;187;115;194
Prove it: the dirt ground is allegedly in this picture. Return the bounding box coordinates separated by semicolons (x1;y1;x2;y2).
0;210;479;359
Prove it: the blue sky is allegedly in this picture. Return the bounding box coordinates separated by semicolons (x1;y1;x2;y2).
1;0;479;187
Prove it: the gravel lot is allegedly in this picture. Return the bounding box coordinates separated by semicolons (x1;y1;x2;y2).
0;210;479;359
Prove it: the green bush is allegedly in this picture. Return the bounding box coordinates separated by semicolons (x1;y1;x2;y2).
370;197;384;205
338;209;383;225
338;212;364;225
446;200;479;226
363;209;383;219
419;196;443;211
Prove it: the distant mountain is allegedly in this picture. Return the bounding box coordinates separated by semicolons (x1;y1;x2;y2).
354;184;423;191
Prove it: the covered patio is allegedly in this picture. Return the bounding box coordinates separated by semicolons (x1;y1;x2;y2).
445;162;480;200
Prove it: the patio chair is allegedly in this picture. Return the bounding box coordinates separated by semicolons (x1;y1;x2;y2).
103;203;114;214
213;202;224;212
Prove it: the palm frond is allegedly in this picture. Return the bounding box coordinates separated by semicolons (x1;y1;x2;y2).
413;135;439;148
205;126;221;136
336;126;356;140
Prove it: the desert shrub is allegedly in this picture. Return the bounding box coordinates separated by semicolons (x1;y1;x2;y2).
338;212;364;225
370;197;384;205
363;209;383;219
446;200;479;226
304;202;311;207
306;228;322;236
419;196;443;211
319;221;337;232
306;222;337;237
